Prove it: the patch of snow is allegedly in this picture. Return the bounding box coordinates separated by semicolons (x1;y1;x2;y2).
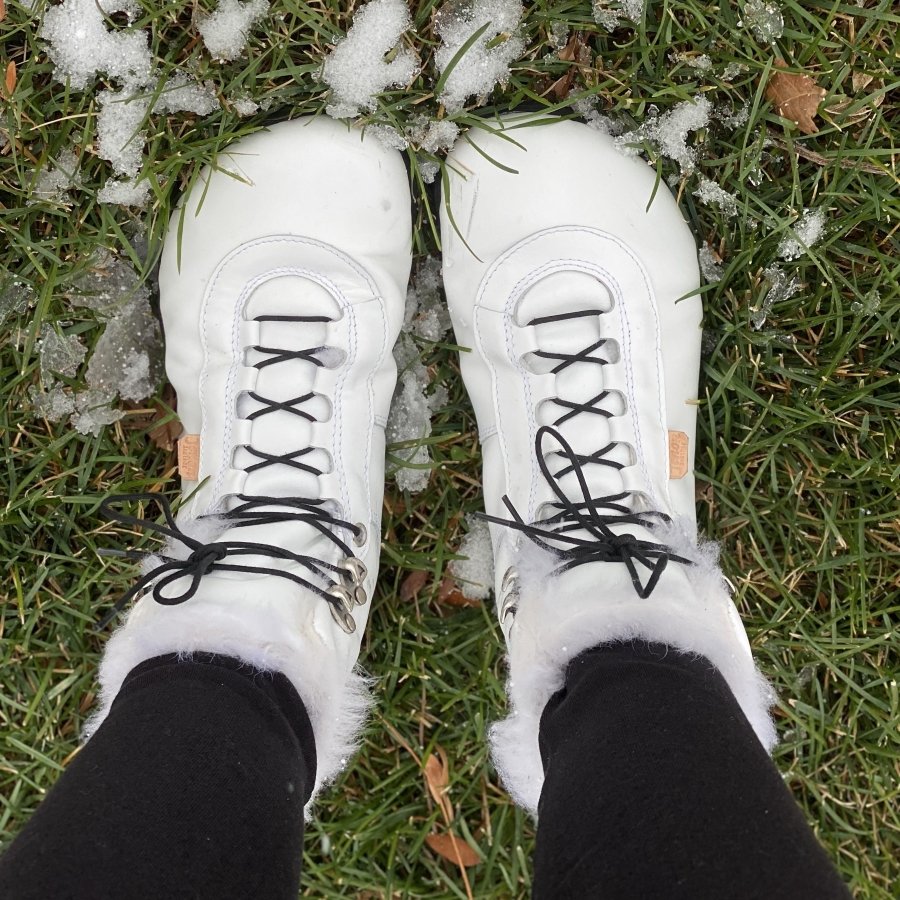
408;117;460;155
155;74;220;116
40;0;152;91
67;249;145;313
97;87;150;177
548;21;569;50
434;0;525;113
199;0;270;62
0;276;36;322
232;96;260;117
570;95;619;136
368;124;409;151
323;0;417;119
387;256;452;492
591;2;620;31
86;292;162;401
69;389;126;435
751;265;800;330
698;243;724;283
777;208;826;261
38;328;87;378
29;148;82;204
449;515;495;599
404;255;451;342
616;96;711;176
98;176;151;207
694;175;738;217
742;0;784;43
417;158;441;183
29;382;77;422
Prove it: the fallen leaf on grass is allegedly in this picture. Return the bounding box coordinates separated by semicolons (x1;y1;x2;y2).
122;386;180;451
0;1;6;24
423;746;453;821
765;60;826;135
425;832;481;867
438;575;481;608
400;569;429;603
5;61;15;97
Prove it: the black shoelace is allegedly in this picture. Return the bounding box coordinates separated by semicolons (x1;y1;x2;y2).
98;314;364;632
481;308;692;599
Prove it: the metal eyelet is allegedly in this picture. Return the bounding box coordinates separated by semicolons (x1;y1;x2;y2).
329;601;357;635
341;557;367;584
500;565;518;593
353;522;367;547
327;584;356;614
353;585;367;607
499;566;520;622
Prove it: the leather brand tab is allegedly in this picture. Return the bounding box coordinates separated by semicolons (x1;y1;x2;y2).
178;434;201;481
668;430;689;479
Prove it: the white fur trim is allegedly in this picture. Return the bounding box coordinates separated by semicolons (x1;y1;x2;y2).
85;576;372;815
490;519;778;817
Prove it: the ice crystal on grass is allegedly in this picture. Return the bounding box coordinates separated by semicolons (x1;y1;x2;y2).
409;117;461;155
616;96;711;176
38;328;87;378
30;149;82;204
434;0;525;113
592;0;644;30
751;265;800;330
851;291;881;316
694;176;738;217
368;124;409;151
198;0;270;62
723;102;750;128
698;243;724;283
40;0;152;90
323;0;417;119
98;176;151;207
548;21;569;50
722;62;748;82
778;208;826;261
742;0;784;43
449;515;495;599
571;95;619;135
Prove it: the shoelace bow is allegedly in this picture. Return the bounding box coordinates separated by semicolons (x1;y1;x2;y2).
98;314;364;632
481;308;692;599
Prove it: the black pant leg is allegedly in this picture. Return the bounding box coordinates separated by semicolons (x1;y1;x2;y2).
533;641;850;900
0;653;316;900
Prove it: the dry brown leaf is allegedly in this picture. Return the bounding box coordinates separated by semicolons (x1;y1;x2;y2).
400;569;429;603
5;60;16;97
425;832;481;868
121;386;181;451
423;746;453;821
438;575;481;608
0;0;6;24
851;71;873;93
765;60;826;135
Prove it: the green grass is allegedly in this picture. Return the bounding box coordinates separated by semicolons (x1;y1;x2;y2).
2;0;899;896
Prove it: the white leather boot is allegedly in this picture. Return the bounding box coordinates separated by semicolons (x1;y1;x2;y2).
89;117;412;808
441;114;776;815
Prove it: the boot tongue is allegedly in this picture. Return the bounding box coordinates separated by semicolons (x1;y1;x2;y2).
516;272;639;532
219;275;346;571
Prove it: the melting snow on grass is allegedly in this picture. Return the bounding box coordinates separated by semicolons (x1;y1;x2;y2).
387;257;450;493
198;0;270;62
751;265;800;330
778;208;827;261
323;0;417;119
435;0;526;113
449;515;495;599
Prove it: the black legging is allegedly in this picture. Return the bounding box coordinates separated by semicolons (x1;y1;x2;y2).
0;644;850;899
